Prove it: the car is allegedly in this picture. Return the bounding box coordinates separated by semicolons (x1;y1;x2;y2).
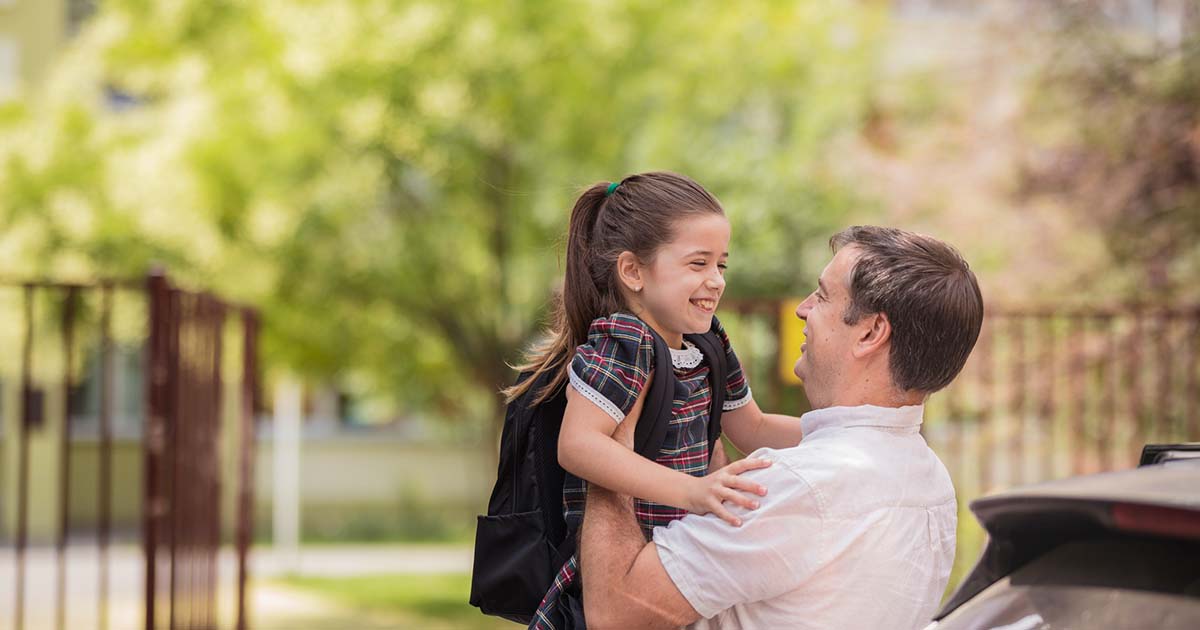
926;443;1200;630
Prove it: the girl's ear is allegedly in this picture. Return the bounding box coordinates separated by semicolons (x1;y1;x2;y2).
616;251;644;293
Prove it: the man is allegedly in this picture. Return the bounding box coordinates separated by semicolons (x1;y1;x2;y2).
578;226;984;629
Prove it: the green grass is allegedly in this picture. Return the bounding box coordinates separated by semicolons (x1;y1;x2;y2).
278;573;517;630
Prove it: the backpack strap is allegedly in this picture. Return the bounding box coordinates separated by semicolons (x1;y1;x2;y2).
685;318;729;453
558;332;674;566
634;327;677;462
531;376;568;545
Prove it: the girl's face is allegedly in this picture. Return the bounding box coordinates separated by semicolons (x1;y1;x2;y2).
633;213;730;348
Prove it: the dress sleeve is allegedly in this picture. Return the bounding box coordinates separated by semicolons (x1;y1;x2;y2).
712;316;753;411
569;313;655;424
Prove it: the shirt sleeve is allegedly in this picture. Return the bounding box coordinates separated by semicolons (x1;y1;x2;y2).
712;316;752;411
569;313;655;424
651;458;826;619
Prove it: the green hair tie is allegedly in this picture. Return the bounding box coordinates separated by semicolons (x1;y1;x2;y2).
605;181;620;197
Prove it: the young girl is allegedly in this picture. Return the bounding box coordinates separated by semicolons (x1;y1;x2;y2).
505;172;806;629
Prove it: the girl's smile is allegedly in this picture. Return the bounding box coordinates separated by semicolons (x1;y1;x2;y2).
628;213;731;348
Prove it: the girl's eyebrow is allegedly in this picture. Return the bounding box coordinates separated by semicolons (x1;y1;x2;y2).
683;249;729;257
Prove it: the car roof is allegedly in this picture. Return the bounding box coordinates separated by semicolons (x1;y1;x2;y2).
973;461;1200;518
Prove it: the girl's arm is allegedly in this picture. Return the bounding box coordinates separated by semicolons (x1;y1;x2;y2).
720;398;804;454
559;379;769;527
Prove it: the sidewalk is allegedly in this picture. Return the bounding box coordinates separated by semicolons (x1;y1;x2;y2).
0;543;474;630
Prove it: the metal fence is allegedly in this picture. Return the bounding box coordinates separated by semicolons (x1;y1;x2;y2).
723;301;1199;481
926;306;1200;492
2;271;258;630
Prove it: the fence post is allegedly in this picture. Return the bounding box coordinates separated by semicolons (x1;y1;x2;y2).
144;272;171;630
14;284;35;630
56;287;79;630
236;310;258;630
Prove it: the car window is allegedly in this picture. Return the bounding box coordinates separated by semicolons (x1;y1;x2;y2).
934;538;1200;629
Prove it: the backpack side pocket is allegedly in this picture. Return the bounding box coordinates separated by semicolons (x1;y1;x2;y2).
469;508;558;623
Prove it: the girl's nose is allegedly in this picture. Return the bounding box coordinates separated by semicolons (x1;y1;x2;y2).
708;271;726;290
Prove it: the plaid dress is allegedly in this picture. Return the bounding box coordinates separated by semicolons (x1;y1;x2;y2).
530;313;752;630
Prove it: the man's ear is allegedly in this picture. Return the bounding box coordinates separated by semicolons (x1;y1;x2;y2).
851;312;891;359
616;251;644;293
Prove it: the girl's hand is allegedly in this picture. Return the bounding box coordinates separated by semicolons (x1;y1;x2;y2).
684;458;772;527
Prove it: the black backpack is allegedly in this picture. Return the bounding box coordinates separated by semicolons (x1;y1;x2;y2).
469;320;729;624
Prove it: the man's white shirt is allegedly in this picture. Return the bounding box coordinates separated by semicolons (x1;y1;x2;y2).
653;404;957;630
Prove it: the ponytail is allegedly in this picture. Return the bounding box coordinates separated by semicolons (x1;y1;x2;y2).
503;182;616;404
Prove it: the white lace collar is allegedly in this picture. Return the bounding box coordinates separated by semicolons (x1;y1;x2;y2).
669;340;703;369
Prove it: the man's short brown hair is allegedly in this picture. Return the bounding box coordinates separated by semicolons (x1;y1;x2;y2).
830;226;983;393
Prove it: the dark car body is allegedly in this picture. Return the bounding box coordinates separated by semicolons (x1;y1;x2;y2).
927;444;1200;630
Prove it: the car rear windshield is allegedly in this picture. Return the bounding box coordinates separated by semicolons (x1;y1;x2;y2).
935;537;1200;629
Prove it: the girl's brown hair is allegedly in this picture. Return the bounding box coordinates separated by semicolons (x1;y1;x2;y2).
504;171;725;404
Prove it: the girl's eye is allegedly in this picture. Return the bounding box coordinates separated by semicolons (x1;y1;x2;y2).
717;263;728;270
690;261;707;268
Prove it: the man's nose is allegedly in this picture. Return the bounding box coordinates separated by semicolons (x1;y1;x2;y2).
795;296;813;321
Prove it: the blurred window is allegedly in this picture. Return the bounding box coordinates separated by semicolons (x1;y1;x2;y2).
0;37;17;102
67;0;97;35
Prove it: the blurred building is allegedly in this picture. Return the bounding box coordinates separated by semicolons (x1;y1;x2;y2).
0;0;94;102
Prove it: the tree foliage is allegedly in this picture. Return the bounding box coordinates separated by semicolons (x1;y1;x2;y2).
0;0;883;421
1018;2;1200;301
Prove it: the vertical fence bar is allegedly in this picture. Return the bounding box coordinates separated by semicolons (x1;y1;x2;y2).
1187;309;1199;439
184;297;197;630
1067;314;1085;475
1099;313;1116;470
15;285;35;630
145;272;171;630
236;310;258;630
172;296;186;630
167;290;182;630
189;298;199;629
1155;311;1172;443
977;313;995;493
57;287;79;630
99;284;114;630
176;296;189;630
1128;308;1144;467
209;299;226;629
1009;314;1026;486
1039;313;1056;481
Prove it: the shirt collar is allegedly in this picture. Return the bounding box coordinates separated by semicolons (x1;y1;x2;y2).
800;404;925;436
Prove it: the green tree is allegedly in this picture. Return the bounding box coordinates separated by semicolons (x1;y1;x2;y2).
0;0;884;429
1018;2;1200;301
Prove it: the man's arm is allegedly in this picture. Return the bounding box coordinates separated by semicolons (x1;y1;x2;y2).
579;383;703;629
580;483;701;629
